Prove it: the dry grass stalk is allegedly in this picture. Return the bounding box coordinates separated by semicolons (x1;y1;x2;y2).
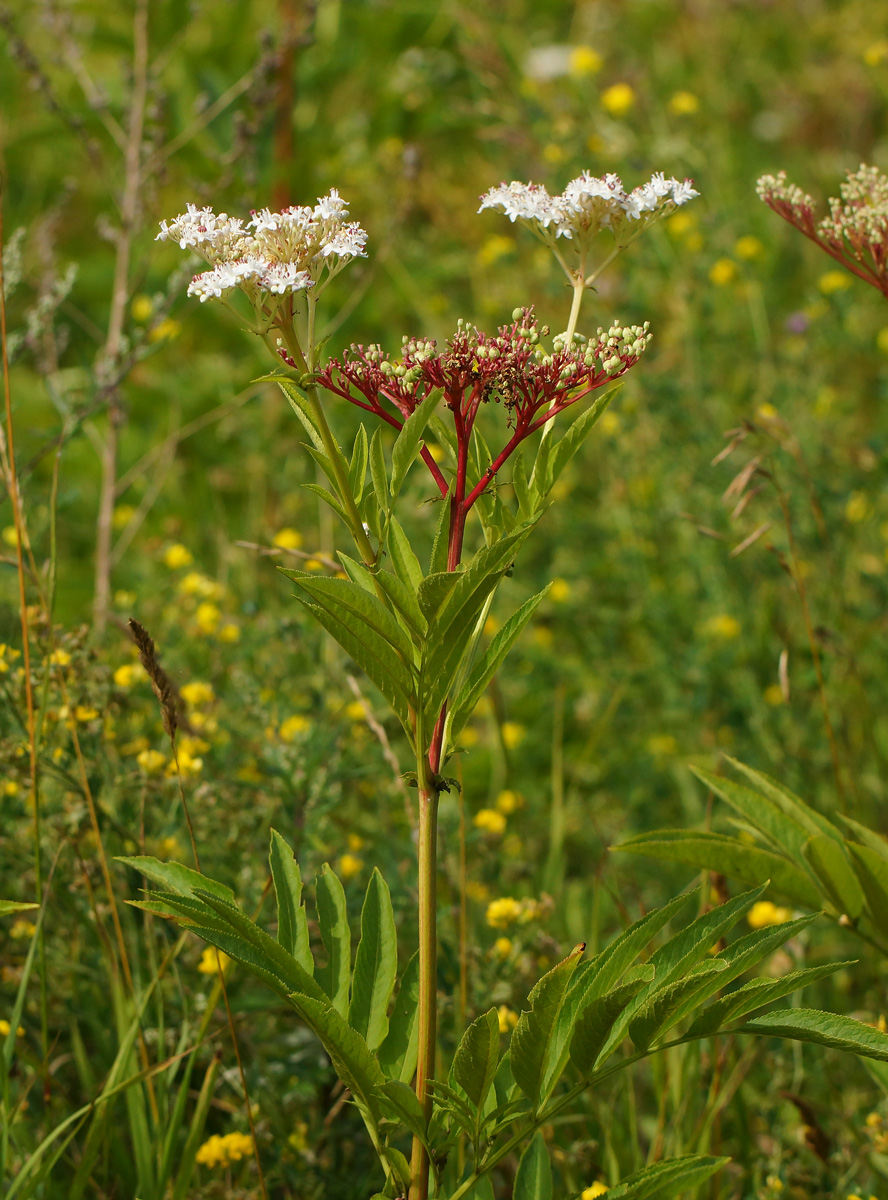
128;617;178;739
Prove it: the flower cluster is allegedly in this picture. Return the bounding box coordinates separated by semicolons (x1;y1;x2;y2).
479;171;699;252
757;165;888;298
156;191;367;304
195;1130;253;1168
319;307;650;505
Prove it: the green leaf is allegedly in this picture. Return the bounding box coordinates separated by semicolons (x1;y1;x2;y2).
391;388;441;498
287;993;385;1122
268;830;312;973
628;959;728;1051
723;757;843;843
387;516;424;595
315;864;351;1014
349;424;368;502
449;586;550;738
514;1130;552;1200
378;952;420;1083
690;766;817;861
429;1078;478;1136
846;843;888;928
547;384;620;493
379;1079;430;1146
570;967;654;1076
614;830;821;909
0;900;38;916
428;490;451;574
188;926;314;1001
604;1155;729;1199
290;573;417;666
116;856;235;903
510;944;585;1110
369;427;389;515
743;1008;888;1061
418;571;461;623
348;869;397;1051
270;377;326;454
687;961;853;1037
839;816;888;863
510;447;531;519
802;835;864;918
452;1008;500;1109
375;569;427;640
301;481;350;525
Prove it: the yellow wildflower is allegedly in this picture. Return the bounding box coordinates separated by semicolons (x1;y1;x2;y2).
304;557;323;571
178;571;223;598
218;622;240;642
647;734;678;758
600;82;635;116
543;143;566;164
273;527;303;550
667;211;696;238
280;714;311;741
3;781;20;796
2;525;22;547
156;836;184;860
747;900;792;929
137;748;166;774
10;920;36;939
474;808;507;835
864;40;888;66
181;681;215;707
548;578;570;603
478;234;515;266
497;1005;519;1033
197;946;232;976
668;90;698;115
486;897;523;929
582;1185;609;1199
877;328;888;355
113;663;142;688
131;294;153;322
114;589;137;609
709;258;737;286
50;649;71;666
337;853;364;880
501;722;525;749
195;1130;254;1168
75;706;99;722
764;684;786;707
819;270;851;295
845;493;870;523
0;1019;25;1038
484;614;500;636
496;790;521;815
569;45;602;76
345;700;366;721
532;625;554;648
148;318;181;343
347;833;364;851
163;543;193;569
112;504;136;530
702;614;740;640
167;749;203;776
195;602;220;634
493;936;513;958
734;235;765;260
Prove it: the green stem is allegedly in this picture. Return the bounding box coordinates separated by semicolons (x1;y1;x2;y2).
409;769;440;1200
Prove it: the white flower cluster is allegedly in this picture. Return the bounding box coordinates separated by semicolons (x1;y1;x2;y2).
156;191;367;304
479;171;698;248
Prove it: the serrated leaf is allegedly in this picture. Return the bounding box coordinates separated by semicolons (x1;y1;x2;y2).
269;830;312;972
378;952;420;1083
628;959;728;1051
188;926;314;1000
379;1079;430;1146
570;967;654;1076
302;481;350;525
429;1079;477;1137
375;569;427;639
604;1155;729;1199
510;944;585;1109
387;516;424;594
452;1008;500;1109
271;377;326;453
348;869;397;1051
291;573;417;665
687;961;852;1037
349;424;368;502
418;571;460;622
724;757;843;842
690;766;816;861
369;427;389;514
287;992;385;1122
514;1130;552;1200
450;586;550;738
547;384;620;493
391;389;441;497
614;831;821;909
315;864;351;1014
803;835;864;918
743;1008;888;1061
847;843;888;927
116;856;235;903
428;491;451;574
839;816;888;862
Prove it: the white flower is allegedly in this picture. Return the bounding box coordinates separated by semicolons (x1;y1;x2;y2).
187;257;264;302
261;263;314;294
670;178;699;205
478;181;560;228
313;188;349;221
321;221;368;259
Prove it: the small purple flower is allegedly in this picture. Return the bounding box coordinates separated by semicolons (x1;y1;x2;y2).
784;311;809;335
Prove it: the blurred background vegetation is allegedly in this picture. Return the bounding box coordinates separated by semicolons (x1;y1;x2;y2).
3;1;888;1196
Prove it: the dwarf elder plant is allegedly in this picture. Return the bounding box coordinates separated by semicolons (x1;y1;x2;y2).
119;174;888;1200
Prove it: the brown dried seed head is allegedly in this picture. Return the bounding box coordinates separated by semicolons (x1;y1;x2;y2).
128;618;177;740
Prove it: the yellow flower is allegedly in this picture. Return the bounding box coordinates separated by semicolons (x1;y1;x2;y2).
845;492;870;523
764;684;786;706
137;748;166;774
178;571;223;598
167;749;203;776
163;543;193;569
548;577;571;603
532;625;553;648
460;726;479;747
501;722;525;749
75;706;99;722
497;1005;519;1033
543;143;566;164
3;780;20;796
113;663;142;688
112;504;136;530
337;853;364;880
273;527;303;550
2;525;22;547
195;1129;253;1168
347;833;364;851
600;82;635;116
877;328;888;355
114;589;137;609
156;836;184;860
218;621;240;642
148;318;181;343
569;45;602;76
747;900;792;929
478;234;515;266
483;614;500;636
198;946;232;976
195;602;220;634
181;680;214;708
280;714;311;741
486;897;523;928
819;270;851;295
647;734;678;758
345;700;366;721
702;614;741;640
474;808;507;835
0;1019;25;1038
864;40;888;67
667;211;696;239
50;649;71;666
734;235;765;260
131;294;153;322
304;557;323;571
493;936;513;958
10;919;36;939
709;258;737;286
668;90;699;115
582;1185;609;1199
495;789;521;815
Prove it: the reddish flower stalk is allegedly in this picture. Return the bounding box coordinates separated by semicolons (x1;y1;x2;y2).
757;165;888;299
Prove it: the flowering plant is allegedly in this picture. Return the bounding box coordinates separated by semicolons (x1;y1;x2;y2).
122;171;888;1200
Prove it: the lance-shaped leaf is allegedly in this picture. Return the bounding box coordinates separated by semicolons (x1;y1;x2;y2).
802;835;864;918
378;1079;431;1148
690;766;819;861
449;586;550;738
603;1155;729;1199
743;1008;888;1061
510;447;531;519
378;952;420;1083
374;569;427;640
0;900;39;916
268;376;326;454
391;388;442;497
369;427;389;515
724;757;843;843
687;961;852;1037
418;571;461;623
287;992;386;1124
428;490;451;574
315;864;351;1014
301;481;350;525
510;944;585;1110
514;1131;552;1200
387;516;424;594
628;958;729;1051
269;830;312;973
614;831;821;909
288;573;417;665
847;843;888;927
348;869;397;1051
839;815;888;862
570;966;654;1076
545;384;620;497
452;1008;500;1110
349;424;368;502
116;856;235;903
